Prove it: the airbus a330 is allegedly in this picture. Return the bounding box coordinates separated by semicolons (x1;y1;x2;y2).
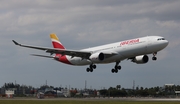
12;34;168;73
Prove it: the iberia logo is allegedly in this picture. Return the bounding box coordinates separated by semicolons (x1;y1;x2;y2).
120;39;139;46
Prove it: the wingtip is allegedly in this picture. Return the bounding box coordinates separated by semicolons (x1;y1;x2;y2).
12;40;20;45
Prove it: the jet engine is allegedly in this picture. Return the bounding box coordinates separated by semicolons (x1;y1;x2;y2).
89;52;104;63
132;55;149;64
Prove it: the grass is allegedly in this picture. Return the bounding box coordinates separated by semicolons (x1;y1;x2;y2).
0;100;180;104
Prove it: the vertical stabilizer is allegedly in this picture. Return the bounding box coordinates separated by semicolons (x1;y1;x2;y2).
50;33;72;65
50;33;65;49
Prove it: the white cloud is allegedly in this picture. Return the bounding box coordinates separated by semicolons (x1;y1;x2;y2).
156;21;180;28
169;39;180;48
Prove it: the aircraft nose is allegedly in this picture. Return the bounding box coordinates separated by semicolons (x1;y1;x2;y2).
161;40;169;49
165;40;169;47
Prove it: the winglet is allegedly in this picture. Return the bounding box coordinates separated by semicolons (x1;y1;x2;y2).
12;40;21;46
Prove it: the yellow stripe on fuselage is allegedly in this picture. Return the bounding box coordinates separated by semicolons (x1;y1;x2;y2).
50;33;59;41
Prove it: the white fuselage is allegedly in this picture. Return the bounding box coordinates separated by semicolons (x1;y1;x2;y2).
65;36;168;66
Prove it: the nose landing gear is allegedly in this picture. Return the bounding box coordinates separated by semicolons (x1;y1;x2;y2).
152;52;157;61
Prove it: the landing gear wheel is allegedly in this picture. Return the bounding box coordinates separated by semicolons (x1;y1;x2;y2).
115;69;118;73
86;68;90;72
90;64;96;69
118;66;121;70
115;65;121;70
152;57;157;61
90;68;93;72
117;66;121;70
93;65;96;69
111;69;118;73
111;69;115;73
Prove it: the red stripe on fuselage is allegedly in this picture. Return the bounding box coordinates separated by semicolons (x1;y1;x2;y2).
55;54;72;65
59;56;72;65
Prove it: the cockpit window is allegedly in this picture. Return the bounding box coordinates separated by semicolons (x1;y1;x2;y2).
157;38;165;41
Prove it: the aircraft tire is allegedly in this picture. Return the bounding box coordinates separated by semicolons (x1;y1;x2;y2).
90;68;93;72
152;57;157;60
115;69;118;73
115;65;121;70
111;69;115;73
93;65;96;69
86;68;90;72
118;66;121;70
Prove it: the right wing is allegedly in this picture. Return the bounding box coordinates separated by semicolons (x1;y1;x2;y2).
12;40;92;59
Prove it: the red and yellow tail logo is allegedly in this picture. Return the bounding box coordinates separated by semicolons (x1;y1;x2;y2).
50;33;72;65
50;33;65;49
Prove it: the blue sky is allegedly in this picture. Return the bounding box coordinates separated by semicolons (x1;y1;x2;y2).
0;0;180;89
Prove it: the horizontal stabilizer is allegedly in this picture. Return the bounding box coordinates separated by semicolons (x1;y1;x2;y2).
31;54;55;58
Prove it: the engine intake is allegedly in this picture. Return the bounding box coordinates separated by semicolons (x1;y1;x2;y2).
89;52;104;63
132;55;149;64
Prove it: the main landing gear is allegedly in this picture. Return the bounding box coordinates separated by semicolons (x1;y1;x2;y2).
86;64;96;72
111;61;121;73
152;52;157;61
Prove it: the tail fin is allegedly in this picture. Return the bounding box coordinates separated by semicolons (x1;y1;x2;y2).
50;33;65;49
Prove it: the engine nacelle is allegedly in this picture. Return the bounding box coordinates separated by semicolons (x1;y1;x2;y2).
132;55;149;64
89;52;104;63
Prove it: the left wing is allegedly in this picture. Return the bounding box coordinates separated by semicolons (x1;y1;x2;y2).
12;40;92;59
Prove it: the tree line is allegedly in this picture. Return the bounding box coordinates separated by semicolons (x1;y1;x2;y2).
99;85;180;97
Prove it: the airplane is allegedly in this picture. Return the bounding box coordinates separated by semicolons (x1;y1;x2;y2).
12;34;169;73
